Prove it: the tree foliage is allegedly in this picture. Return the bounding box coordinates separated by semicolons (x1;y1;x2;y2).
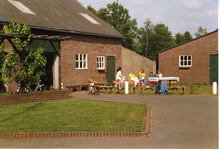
136;22;176;61
183;31;193;41
0;19;47;93
134;18;154;56
174;31;193;45
194;26;208;38
87;1;138;49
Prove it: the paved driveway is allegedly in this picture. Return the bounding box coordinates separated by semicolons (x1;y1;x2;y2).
0;93;218;148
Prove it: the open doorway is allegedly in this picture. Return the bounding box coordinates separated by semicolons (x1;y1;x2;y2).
41;54;55;89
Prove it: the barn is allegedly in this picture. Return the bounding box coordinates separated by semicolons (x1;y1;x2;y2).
0;0;124;92
158;29;218;85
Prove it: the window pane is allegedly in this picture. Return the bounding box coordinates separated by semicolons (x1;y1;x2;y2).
76;62;79;68
184;61;187;65
101;62;104;68
97;62;99;68
184;56;187;60
181;56;183;60
84;54;86;61
188;56;191;60
76;54;78;60
97;57;99;62
181;61;183;66
188;61;191;66
83;62;86;68
80;54;82;60
80;62;82;68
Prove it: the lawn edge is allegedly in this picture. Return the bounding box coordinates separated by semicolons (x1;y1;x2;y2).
0;104;151;139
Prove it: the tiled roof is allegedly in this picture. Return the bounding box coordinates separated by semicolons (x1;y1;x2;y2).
0;0;123;38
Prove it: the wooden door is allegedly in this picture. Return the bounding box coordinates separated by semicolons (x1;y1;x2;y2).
210;54;218;85
107;56;115;83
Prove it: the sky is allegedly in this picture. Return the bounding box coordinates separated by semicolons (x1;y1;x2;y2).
78;0;218;38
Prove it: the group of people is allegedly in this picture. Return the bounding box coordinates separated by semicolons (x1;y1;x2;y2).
115;67;162;89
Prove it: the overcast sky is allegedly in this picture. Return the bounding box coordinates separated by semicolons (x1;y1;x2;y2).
78;0;218;38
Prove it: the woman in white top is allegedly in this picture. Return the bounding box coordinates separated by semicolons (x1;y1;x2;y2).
115;67;124;89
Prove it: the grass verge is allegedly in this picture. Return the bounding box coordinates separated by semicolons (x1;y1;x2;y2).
0;99;146;133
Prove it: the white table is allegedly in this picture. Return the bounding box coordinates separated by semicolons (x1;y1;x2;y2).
148;77;179;82
148;77;179;87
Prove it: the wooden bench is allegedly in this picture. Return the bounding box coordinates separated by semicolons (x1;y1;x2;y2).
66;85;89;92
86;83;114;95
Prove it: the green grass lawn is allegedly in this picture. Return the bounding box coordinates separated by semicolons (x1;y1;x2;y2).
0;99;146;133
99;84;218;96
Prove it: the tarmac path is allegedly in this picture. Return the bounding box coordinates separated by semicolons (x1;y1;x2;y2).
0;93;218;148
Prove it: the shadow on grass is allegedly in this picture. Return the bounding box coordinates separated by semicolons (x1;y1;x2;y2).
0;103;44;123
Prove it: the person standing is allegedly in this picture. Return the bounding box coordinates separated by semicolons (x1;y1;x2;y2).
115;67;124;89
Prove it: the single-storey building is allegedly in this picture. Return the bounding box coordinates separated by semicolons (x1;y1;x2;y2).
0;0;124;92
122;46;156;80
158;29;218;85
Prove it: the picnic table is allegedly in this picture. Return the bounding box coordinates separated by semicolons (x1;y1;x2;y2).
148;77;179;87
148;77;185;94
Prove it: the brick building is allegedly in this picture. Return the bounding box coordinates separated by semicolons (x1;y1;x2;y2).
158;29;218;85
0;0;123;92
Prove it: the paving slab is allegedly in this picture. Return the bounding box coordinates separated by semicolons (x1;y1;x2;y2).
0;93;218;149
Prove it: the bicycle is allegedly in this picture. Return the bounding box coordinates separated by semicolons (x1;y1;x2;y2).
16;80;45;93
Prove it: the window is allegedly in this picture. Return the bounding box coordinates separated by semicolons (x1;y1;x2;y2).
8;0;36;15
97;56;105;70
179;55;192;67
79;13;101;25
76;54;87;69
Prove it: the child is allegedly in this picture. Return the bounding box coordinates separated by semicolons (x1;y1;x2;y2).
148;71;155;86
156;70;162;78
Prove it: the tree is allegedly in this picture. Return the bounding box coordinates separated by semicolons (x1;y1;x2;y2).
135;18;154;56
87;1;138;50
183;31;193;41
175;33;185;45
194;26;208;38
0;20;47;93
147;23;176;61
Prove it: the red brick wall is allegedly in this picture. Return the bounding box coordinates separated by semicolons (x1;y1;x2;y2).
159;31;218;84
0;89;72;106
60;34;122;86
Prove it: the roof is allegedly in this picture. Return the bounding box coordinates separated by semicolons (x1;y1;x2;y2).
0;14;8;22
157;29;218;54
0;0;123;39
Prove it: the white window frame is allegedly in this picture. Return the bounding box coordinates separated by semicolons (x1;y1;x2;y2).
97;56;105;70
179;55;192;67
76;53;87;69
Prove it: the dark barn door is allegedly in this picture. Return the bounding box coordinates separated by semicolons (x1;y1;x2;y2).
107;56;115;83
210;54;218;85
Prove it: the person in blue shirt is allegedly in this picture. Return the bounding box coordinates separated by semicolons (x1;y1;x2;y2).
148;71;155;86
